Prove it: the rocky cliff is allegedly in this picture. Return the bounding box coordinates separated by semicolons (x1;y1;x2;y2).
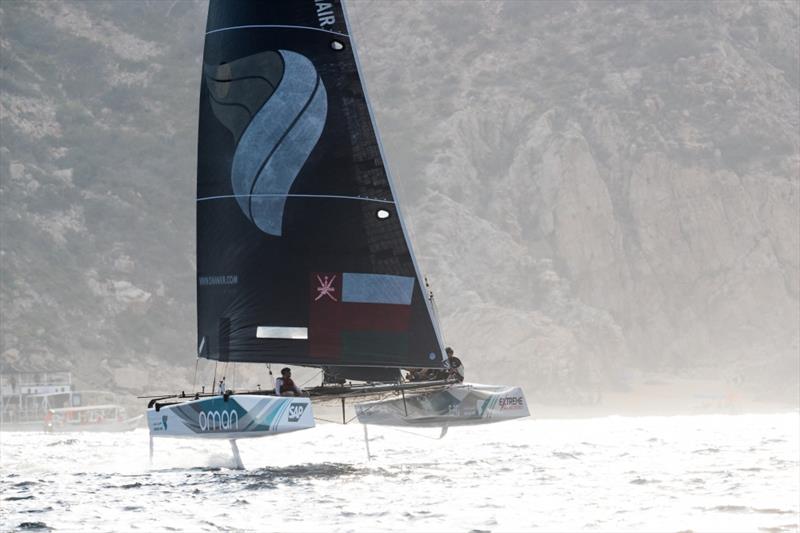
1;1;797;403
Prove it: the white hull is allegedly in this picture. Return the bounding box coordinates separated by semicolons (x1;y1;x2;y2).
147;394;314;439
355;383;529;427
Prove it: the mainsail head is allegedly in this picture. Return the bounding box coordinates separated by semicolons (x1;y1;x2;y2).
197;0;445;370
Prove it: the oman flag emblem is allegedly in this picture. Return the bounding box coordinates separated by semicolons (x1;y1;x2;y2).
309;272;415;363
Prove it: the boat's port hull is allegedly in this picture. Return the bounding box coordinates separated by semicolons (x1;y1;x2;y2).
147;394;314;439
354;383;529;427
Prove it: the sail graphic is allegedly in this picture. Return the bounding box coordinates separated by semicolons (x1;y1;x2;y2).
206;50;328;236
197;0;444;370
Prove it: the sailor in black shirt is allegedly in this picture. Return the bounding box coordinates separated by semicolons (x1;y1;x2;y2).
445;347;465;382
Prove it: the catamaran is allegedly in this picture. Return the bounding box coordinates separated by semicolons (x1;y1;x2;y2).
146;0;528;467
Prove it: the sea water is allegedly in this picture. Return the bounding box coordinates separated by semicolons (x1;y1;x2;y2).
1;413;797;532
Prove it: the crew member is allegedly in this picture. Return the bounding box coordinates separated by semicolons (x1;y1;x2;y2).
274;368;305;396
445;347;464;382
218;377;226;395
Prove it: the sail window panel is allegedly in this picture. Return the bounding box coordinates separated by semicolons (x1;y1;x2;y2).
256;326;308;340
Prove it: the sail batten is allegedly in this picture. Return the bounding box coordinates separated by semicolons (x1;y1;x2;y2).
197;194;395;204
206;24;351;39
197;0;444;369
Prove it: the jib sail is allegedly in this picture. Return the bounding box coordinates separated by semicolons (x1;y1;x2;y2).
196;0;445;370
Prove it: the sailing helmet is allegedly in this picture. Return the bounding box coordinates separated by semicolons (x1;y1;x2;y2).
445;347;453;355
281;367;291;375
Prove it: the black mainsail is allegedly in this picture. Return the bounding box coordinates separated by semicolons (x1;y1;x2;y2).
196;0;445;373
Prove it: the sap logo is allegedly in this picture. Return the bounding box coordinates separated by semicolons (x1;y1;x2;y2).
314;1;336;27
498;396;525;409
198;409;239;431
287;402;307;422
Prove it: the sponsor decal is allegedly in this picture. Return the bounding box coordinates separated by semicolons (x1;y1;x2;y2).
198;409;240;432
448;402;478;417
150;413;169;432
498;396;525;410
287;402;307;422
199;275;238;286
314;1;336;27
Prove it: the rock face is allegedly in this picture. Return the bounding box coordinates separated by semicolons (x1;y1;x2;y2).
1;1;797;402
347;0;799;401
0;1;203;388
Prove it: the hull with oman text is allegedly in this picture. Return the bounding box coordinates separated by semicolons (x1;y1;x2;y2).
147;395;314;439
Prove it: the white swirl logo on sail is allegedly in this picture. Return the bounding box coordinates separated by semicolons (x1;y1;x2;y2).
205;50;328;236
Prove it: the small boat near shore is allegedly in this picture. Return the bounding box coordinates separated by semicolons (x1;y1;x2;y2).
1;372;141;432
45;395;143;433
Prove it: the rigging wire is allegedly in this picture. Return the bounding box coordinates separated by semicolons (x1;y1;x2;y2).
312;391;393;425
426;277;448;350
211;361;218;394
192;358;200;394
325;388;451;438
266;364;274;390
300;369;323;388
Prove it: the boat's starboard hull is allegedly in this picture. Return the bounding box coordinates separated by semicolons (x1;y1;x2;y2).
148;394;314;439
354;383;529;427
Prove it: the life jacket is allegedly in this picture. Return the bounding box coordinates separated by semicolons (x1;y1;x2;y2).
278;377;296;394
